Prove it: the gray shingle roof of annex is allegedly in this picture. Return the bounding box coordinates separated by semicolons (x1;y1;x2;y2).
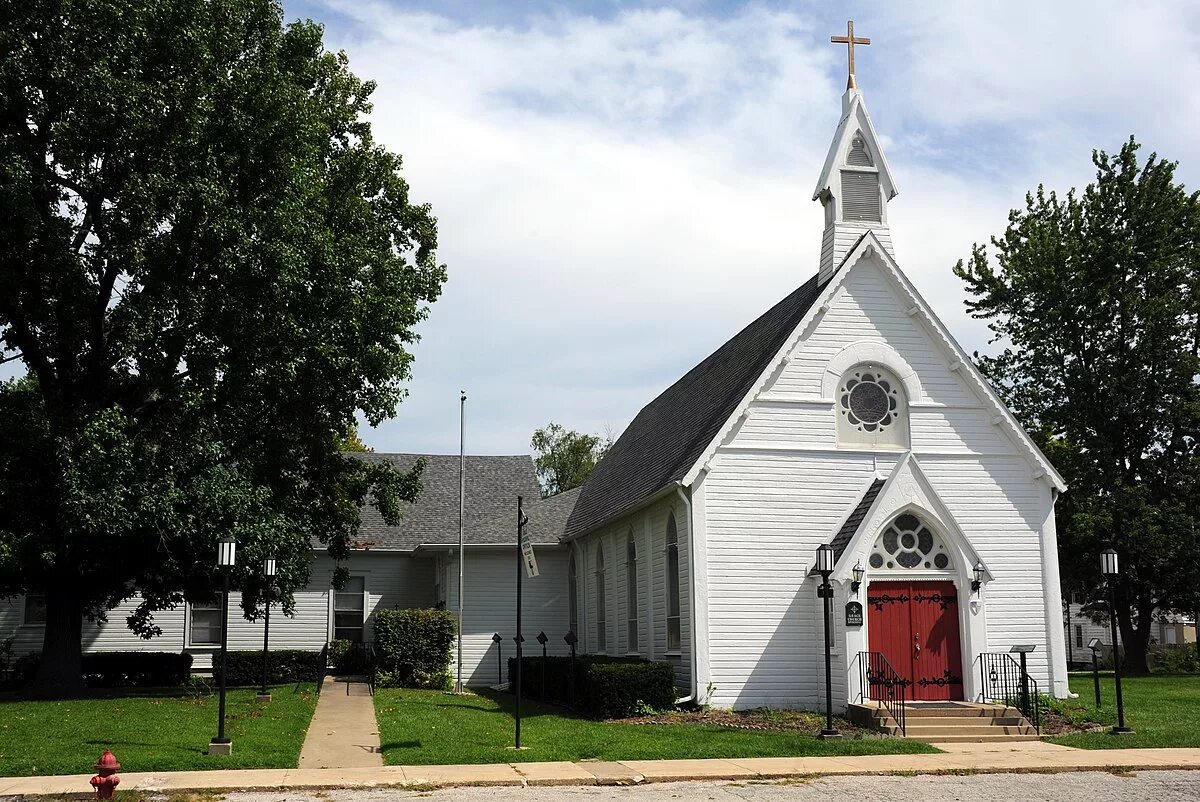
828;478;885;561
353;453;545;550
563;274;825;541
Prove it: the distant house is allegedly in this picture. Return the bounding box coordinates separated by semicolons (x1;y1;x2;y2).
1064;596;1197;667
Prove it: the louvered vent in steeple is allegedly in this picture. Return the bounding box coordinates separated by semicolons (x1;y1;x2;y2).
841;170;881;222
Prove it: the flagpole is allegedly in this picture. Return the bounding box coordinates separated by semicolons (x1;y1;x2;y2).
457;390;466;693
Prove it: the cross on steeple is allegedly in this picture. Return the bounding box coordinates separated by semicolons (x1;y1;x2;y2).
831;20;871;90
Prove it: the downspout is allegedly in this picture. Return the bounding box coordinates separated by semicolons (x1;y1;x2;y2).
674;484;699;705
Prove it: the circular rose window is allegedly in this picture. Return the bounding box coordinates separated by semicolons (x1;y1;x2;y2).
839;369;900;433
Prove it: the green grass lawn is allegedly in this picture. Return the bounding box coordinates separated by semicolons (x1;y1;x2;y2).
374;688;937;765
0;684;318;776
1046;673;1200;749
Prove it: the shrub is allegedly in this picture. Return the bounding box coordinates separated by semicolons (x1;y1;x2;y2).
507;655;677;719
213;649;323;686
373;608;457;687
82;652;193;687
327;639;371;675
1157;645;1199;674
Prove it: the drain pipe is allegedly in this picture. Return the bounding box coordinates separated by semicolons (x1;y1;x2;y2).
674;483;699;706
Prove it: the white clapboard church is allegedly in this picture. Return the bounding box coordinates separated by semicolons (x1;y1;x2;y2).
2;27;1071;714
554;32;1071;711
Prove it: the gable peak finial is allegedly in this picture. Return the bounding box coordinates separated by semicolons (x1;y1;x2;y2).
830;20;871;90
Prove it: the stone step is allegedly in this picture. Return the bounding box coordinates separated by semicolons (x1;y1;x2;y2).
901;706;1020;718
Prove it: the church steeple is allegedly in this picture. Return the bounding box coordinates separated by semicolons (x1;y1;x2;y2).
814;21;897;285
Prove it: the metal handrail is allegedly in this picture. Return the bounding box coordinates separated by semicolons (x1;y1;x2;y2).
978;652;1041;734
855;651;907;736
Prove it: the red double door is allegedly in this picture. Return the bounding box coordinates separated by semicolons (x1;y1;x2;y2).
866;580;964;701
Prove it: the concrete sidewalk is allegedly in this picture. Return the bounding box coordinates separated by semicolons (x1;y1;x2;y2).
2;741;1200;796
297;676;383;770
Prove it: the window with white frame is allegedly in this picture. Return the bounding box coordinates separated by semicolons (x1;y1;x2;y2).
836;364;908;449
666;513;681;652
1074;625;1083;648
568;552;579;636
334;576;366;642
626;530;639;652
595;544;607;653
23;594;46;626
189;599;223;646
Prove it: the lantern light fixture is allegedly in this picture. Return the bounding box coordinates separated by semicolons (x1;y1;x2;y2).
972;562;986;592
851;561;865;593
217;536;237;569
1101;548;1120;577
263;556;277;578
816;544;836;576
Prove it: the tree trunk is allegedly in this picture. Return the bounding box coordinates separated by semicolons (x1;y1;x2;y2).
30;587;85;697
1116;594;1154;675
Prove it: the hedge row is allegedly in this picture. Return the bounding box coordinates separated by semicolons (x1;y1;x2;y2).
213;649;324;686
507;655;676;718
373;608;457;688
2;651;193;688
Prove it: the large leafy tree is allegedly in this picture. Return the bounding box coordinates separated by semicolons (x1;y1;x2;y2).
531;423;611;497
955;138;1200;673
0;0;445;693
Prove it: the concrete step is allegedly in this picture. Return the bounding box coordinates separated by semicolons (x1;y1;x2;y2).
917;734;1042;743
903;706;1019;718
888;716;1028;727
898;724;1036;737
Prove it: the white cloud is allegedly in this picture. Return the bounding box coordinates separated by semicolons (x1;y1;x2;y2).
306;1;1200;454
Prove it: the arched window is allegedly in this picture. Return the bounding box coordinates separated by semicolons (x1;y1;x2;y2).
836;364;908;449
666;513;681;652
595;544;607;653
847;131;874;166
869;512;953;571
568;552;578;637
626;530;639;652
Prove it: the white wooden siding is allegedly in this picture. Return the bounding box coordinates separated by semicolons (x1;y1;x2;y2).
444;547;570;687
701;254;1063;708
0;551;435;671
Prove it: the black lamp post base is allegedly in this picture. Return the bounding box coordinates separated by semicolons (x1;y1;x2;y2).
256;692;272;702
818;729;843;740
1110;726;1135;736
208;738;233;755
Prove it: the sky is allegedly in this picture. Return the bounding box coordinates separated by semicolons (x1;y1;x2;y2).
10;2;1200;455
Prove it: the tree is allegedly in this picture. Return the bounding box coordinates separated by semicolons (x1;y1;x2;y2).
0;0;446;693
954;138;1200;673
531;423;611;497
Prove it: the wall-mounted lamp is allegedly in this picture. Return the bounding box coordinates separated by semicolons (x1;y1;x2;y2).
972;562;986;593
851;561;865;594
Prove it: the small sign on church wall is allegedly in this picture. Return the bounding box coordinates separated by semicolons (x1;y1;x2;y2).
845;601;864;627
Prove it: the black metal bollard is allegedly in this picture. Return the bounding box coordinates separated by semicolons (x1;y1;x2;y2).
492;632;503;686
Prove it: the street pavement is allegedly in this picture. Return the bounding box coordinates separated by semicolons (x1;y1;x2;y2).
226;770;1200;801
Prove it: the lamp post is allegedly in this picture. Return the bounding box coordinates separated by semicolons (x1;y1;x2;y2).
210;535;237;755
1101;548;1134;735
258;556;277;702
816;544;841;739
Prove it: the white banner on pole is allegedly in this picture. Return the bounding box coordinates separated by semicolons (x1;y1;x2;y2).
521;534;539;578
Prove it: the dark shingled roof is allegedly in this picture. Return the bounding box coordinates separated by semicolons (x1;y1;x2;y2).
829;478;885;561
354;453;544;550
564;275;825;540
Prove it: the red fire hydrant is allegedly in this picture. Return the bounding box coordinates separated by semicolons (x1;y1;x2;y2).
90;750;121;799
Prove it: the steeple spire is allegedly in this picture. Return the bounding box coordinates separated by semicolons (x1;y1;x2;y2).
813;21;897;285
830;20;870;90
